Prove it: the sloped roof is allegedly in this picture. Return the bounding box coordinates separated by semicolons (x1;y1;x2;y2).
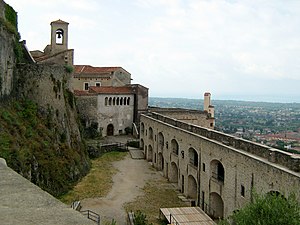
74;65;130;75
73;90;97;96
51;19;69;25
74;65;130;77
89;86;133;94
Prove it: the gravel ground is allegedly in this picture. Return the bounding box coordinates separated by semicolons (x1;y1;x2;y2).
80;153;160;224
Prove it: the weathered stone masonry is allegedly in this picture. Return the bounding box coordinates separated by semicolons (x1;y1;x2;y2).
140;112;300;219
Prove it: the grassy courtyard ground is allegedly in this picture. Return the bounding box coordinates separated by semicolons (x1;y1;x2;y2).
59;151;127;204
59;150;187;225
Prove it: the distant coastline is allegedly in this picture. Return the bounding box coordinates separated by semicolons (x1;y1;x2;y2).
149;96;300;104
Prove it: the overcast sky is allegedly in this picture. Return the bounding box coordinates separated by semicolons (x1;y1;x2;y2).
5;0;300;103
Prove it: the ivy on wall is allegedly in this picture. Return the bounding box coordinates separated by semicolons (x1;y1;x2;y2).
0;3;23;63
5;4;17;30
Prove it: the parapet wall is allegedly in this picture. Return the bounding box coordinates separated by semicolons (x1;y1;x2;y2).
149;107;213;129
148;112;300;172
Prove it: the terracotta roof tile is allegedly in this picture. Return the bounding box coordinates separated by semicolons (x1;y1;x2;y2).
74;65;128;74
73;90;97;96
89;86;133;94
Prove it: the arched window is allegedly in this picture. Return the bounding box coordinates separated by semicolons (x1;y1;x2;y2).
105;97;108;106
149;127;153;140
127;97;130;105
109;97;112;106
113;97;116;105
140;122;145;134
211;160;225;183
171;139;179;155
120;97;123;105
189;148;198;167
116;97;119;105
124;97;127;105
158;132;164;151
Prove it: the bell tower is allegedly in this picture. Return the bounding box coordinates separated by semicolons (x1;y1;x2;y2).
50;19;69;54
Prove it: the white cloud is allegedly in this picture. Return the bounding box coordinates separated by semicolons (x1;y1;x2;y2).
3;0;300;101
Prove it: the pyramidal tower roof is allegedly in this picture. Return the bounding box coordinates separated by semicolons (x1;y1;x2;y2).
50;19;69;25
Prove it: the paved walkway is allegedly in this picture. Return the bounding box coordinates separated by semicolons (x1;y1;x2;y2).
0;159;95;225
80;153;160;225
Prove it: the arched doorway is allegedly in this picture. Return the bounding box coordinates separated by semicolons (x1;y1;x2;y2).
107;124;114;136
210;192;224;219
169;162;178;183
188;175;197;200
158;152;164;171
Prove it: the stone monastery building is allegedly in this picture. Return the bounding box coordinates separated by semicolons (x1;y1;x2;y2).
29;19;300;221
30;19;148;137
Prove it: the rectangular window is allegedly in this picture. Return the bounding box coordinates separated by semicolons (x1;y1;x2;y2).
84;82;89;90
241;185;245;197
95;82;101;87
202;163;206;172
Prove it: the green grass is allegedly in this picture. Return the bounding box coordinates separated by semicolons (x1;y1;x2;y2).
59;151;127;204
124;178;188;225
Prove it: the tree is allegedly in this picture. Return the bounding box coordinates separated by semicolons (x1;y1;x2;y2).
219;192;300;225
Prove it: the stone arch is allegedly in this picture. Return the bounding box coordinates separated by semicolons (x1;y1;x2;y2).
169;162;178;183
158;152;164;171
210;160;225;183
189;147;198;167
158;132;164;151
107;124;114;136
149;127;153;140
148;145;153;162
187;175;197;200
171;139;179;155
209;192;224;219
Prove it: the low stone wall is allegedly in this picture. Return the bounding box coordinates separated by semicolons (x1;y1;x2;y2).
148;112;300;172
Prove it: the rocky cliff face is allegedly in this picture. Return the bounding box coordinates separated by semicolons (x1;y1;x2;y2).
0;0;90;196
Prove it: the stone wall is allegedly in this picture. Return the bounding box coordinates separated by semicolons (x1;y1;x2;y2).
140;113;300;218
0;0;17;98
148;112;300;172
149;107;213;129
131;84;148;124
97;94;134;136
15;64;82;148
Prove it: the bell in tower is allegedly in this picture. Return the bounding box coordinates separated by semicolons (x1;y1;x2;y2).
50;19;69;54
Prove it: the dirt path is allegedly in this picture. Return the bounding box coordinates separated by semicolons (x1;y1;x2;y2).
80;153;160;225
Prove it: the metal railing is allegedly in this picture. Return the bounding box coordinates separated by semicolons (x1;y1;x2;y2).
81;210;100;225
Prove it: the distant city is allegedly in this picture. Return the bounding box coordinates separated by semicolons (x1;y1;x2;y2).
149;97;300;153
